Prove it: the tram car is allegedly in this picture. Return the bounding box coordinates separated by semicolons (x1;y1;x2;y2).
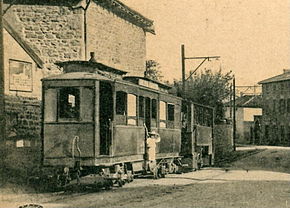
40;56;183;188
39;53;215;189
181;101;214;170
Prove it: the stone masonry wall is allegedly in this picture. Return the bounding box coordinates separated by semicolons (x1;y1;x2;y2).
3;95;42;181
4;1;147;75
5;95;41;145
86;3;146;76
261;80;290;146
214;124;233;158
4;3;84;69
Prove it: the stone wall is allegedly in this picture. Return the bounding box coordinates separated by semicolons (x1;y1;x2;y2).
86;3;146;76
4;1;148;75
214;124;233;158
4;2;85;69
5;95;41;147
261;79;290;146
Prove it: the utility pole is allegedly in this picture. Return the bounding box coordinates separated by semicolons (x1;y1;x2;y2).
181;44;220;96
0;0;6;145
233;77;236;151
229;83;233;119
181;45;186;95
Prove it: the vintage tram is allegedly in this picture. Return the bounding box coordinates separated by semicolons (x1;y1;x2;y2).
41;59;182;188
39;57;214;189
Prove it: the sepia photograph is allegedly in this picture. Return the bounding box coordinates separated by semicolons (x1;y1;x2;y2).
0;0;289;207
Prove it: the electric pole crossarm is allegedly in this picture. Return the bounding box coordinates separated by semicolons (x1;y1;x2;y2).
185;56;221;81
180;44;220;96
185;56;220;60
185;58;207;81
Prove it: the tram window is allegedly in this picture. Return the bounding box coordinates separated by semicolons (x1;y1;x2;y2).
127;94;137;125
159;101;166;128
44;88;57;122
127;94;137;117
159;101;166;120
152;99;157;119
59;87;80;119
80;87;94;121
139;96;144;118
116;91;127;115
168;104;175;121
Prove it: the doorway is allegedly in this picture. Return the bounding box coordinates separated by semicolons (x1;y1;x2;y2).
99;82;113;155
145;97;151;132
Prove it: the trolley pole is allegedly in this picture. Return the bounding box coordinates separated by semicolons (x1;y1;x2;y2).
0;0;6;145
233;77;236;151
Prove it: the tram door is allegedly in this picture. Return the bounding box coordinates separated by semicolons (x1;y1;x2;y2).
145;97;151;132
99;82;113;155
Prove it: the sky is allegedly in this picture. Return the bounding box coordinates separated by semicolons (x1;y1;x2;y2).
121;0;290;86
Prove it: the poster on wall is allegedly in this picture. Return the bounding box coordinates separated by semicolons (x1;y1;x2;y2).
9;59;33;92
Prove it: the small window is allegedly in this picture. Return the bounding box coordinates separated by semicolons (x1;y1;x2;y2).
59;87;80;119
80;87;94;121
160;101;166;120
168;104;175;121
152;99;157;119
159;101;166;128
127;94;137;125
44;88;57;122
139;96;145;118
127;94;137;117
116;91;127;115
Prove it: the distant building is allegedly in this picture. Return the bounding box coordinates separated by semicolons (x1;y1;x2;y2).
2;0;154;148
258;69;290;146
225;95;262;144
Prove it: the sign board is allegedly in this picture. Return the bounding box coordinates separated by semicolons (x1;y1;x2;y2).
9;59;33;92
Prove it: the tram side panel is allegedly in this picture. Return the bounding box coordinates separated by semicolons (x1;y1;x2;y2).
157;95;182;159
112;125;145;157
108;82;147;167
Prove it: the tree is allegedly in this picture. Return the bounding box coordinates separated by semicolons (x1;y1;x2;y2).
174;69;233;123
145;60;163;81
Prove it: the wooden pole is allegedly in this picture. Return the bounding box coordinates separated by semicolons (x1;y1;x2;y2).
181;44;185;96
0;0;6;145
233;78;236;151
229;83;233;119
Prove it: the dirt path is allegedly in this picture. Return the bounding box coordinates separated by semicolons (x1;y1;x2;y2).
43;169;290;208
237;145;290;151
3;147;290;208
2;168;290;208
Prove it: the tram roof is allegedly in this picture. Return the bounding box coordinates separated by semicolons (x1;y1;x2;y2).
42;71;111;81
55;61;128;75
123;76;172;90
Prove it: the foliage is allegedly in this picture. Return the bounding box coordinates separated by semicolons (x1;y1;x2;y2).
145;60;163;81
174;69;233;123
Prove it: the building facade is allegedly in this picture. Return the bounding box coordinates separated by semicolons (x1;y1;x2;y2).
2;0;154;148
225;95;262;144
259;69;290;146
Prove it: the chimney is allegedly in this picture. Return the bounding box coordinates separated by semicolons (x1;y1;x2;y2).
283;69;290;74
89;52;97;62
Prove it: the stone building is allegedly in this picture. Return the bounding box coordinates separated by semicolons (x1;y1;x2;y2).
258;69;290;146
2;0;154;147
225;95;262;144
